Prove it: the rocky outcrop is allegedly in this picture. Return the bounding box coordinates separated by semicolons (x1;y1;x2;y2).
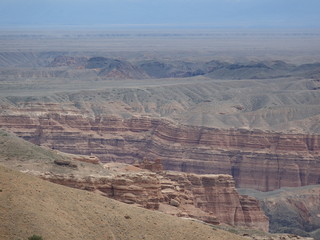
1;111;319;192
41;171;162;210
159;171;269;231
38;166;268;231
239;185;320;238
0;129;268;231
1;165;250;240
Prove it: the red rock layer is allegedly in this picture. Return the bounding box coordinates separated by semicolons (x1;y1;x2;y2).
41;171;162;210
0;112;319;191
39;168;268;231
160;172;269;231
241;185;320;235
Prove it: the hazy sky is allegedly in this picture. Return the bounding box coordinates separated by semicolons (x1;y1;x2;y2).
0;0;319;28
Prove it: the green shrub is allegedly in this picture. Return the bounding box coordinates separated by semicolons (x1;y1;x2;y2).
28;235;43;240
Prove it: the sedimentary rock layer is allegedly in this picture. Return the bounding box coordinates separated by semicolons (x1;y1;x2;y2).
39;167;268;231
160;171;268;231
1;111;319;192
0;129;268;231
238;185;320;237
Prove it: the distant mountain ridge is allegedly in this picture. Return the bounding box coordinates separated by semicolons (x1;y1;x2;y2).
1;52;319;80
86;57;149;79
84;57;320;80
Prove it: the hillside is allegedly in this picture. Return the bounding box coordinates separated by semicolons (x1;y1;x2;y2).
0;130;111;177
0;31;319;240
0;165;249;240
0;128;250;239
0;129;270;231
0;133;312;240
1;59;320;133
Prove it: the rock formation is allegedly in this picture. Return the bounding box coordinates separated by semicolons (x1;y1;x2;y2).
38;164;268;231
41;170;162;209
159;171;269;231
1;165;250;240
0;129;268;231
238;185;320;238
1;110;319;192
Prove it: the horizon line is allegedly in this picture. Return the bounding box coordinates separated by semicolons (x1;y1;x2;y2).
1;24;320;30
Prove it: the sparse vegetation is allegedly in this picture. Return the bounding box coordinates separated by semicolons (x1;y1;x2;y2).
1;30;320;240
28;235;43;240
215;224;273;238
1;166;245;240
0;129;70;163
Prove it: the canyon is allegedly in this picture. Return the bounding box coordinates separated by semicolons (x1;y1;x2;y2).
1;165;250;240
0;108;319;192
238;185;320;239
40;165;269;231
0;30;320;238
0;129;268;231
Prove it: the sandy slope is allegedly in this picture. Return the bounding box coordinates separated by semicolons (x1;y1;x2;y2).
0;165;245;240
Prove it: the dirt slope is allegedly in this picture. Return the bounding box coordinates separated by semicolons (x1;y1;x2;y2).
0;165;246;240
0;129;111;177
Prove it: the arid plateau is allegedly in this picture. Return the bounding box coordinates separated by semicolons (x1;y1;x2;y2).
0;29;320;239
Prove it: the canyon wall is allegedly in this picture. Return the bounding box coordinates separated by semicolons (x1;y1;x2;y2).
238;185;320;237
0;128;268;230
0;109;319;192
41;171;162;210
160;171;268;231
38;167;268;231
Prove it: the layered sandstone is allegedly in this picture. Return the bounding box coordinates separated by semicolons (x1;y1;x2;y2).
1;165;249;240
38;165;268;231
239;185;320;237
159;171;269;231
1;109;319;192
0;129;268;231
41;170;162;209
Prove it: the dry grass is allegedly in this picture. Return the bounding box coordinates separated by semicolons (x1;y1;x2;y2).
0;165;245;240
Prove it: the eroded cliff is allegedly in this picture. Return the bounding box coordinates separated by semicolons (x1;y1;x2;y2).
38;164;269;231
1;106;319;192
0;129;268;231
159;171;268;231
238;185;320;238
